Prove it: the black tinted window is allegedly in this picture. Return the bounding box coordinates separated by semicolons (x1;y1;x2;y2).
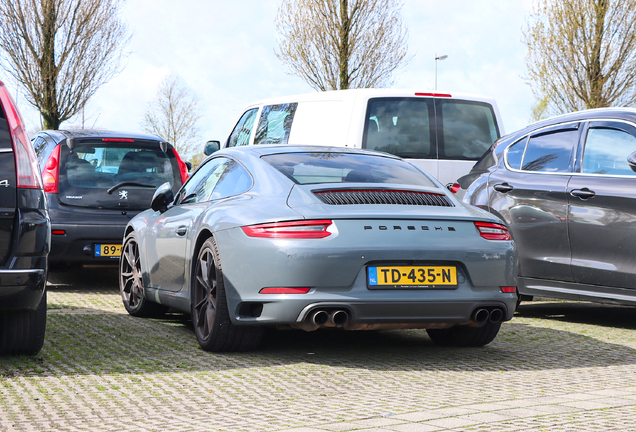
66;145;176;189
263;152;436;187
363;98;433;159
254;103;297;145
439;100;499;160
522;129;577;173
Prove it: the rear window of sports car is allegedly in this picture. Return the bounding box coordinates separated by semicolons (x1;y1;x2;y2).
262;152;437;186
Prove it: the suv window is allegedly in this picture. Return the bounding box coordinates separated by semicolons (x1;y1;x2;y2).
227;108;258;147
582;126;636;176
254;103;297;145
438;100;499;160
521;127;578;173
506;137;527;170
263;152;436;187
363;98;433;159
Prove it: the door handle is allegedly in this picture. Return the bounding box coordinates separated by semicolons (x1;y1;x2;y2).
570;188;596;200
493;183;513;193
175;226;188;236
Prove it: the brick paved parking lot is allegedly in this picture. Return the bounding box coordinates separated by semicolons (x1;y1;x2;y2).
2;268;636;431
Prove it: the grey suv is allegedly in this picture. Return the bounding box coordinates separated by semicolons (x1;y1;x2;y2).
0;81;50;355
460;108;636;306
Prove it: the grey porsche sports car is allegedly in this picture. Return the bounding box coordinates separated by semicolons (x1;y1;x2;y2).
119;145;517;352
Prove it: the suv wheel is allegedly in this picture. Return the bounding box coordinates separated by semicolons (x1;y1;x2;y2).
0;291;47;355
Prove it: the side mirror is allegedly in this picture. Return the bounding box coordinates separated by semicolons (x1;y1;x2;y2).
185;161;193;171
628;152;636;173
150;182;174;213
204;140;220;156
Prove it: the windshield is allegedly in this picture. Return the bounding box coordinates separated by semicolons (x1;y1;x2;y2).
263;152;437;187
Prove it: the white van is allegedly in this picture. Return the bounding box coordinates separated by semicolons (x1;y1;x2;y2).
212;89;504;185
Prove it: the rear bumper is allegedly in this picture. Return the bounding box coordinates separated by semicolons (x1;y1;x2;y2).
0;269;46;311
49;223;126;264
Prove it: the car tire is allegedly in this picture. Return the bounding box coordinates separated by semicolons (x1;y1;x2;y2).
426;321;501;347
0;290;47;355
191;237;263;352
120;231;168;318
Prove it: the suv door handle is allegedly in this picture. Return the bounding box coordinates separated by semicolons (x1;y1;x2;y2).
570;188;596;200
493;183;513;193
175;226;188;236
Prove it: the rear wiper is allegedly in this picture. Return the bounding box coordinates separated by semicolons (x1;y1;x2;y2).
107;182;156;194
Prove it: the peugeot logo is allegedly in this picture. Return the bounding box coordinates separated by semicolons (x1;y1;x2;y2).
119;190;128;200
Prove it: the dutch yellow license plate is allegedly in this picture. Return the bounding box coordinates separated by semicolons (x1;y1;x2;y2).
95;244;121;258
368;266;457;288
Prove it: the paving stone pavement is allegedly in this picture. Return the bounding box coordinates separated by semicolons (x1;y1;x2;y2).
2;268;636;431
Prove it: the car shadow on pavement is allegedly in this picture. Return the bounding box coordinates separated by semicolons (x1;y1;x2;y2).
2;309;635;378
515;301;636;330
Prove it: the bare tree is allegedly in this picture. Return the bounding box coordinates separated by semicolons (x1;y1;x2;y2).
142;75;202;158
275;0;409;91
0;0;129;130
524;0;636;115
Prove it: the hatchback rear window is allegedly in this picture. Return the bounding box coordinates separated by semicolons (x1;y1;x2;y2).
67;145;176;189
263;152;437;187
59;141;182;210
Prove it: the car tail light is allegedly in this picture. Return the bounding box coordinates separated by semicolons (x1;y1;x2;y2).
474;221;511;240
172;148;188;184
500;286;516;293
448;182;461;193
0;82;43;189
415;92;452;97
102;138;134;142
259;287;311;294
42;144;61;193
242;220;333;238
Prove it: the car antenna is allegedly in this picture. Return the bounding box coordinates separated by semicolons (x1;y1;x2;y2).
160;141;168;153
67;137;75;153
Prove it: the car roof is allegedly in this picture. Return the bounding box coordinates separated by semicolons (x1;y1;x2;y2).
244;88;498;108
504;107;636;143
218;144;403;159
40;129;165;143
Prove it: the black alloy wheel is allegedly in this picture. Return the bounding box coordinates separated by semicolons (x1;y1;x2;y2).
120;231;167;317
192;237;263;352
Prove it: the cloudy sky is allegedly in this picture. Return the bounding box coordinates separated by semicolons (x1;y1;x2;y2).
10;0;535;155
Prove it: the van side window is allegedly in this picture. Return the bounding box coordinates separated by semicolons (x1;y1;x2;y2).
254;103;298;145
363;98;434;159
438;101;499;160
227;108;258;147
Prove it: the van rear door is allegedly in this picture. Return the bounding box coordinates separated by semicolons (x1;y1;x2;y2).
434;98;500;185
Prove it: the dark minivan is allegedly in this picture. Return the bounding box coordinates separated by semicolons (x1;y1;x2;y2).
0;81;50;355
460;108;636;306
31;130;188;267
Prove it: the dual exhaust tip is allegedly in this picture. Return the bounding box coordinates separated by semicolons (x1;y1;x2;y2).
310;309;349;327
472;307;504;325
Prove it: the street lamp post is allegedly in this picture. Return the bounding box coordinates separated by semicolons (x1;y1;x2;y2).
435;54;448;91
